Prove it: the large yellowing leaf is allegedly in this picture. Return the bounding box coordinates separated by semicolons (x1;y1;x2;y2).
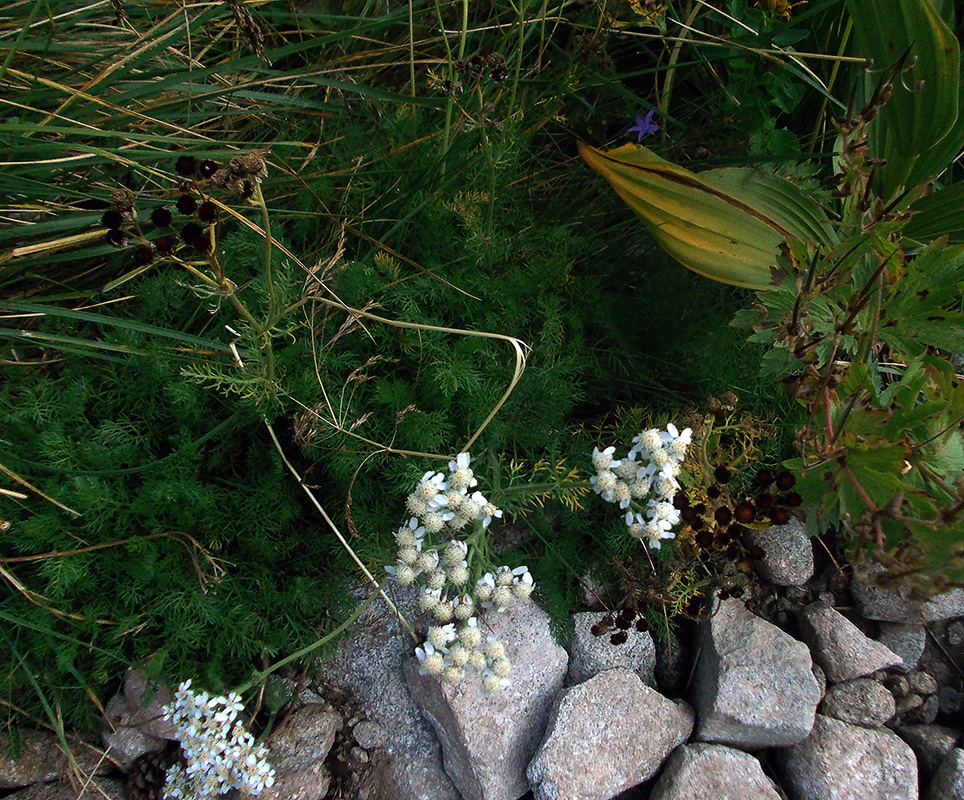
578;142;836;289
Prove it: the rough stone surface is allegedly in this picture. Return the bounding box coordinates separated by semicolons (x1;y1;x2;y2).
406;599;568;800
691;598;821;749
567;611;656;687
797;602;903;682
819;678;895;728
878;622;926;673
744;518;814;586
927;747;964;800
251;705;340;800
317;589;462;800
121;668;178;740
8;777;127;800
101;692;169;772
648;743;782;800
352;721;388;751
0;732;108;790
924;589;964;623
527;668;693;800
896;724;959;780
776;714;918;800
851;563;922;623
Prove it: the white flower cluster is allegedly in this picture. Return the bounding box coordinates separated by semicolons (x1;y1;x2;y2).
591;423;692;550
162;680;275;799
387;453;533;694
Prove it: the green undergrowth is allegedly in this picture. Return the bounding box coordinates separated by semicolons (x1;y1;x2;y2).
0;0;843;741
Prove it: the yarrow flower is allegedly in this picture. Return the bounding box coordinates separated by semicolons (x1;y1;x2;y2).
385;452;530;694
162;680;275;799
592;423;691;550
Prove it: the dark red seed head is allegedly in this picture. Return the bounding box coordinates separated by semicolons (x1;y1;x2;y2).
132;245;156;265
635;617;649;632
198;201;219;224
151;207;173;227
725;544;741;560
776;471;796;491
695;530;714;548
693;503;707;515
714;506;733;526
180;222;203;244
154;235;176;254
106;228;127;247
610;631;628;646
770;506;791;525
784;491;802;508
755;493;774;511
681;507;699;524
673;493;690;510
177;194;198;215
714;466;731;484
734;501;755;524
101;209;124;229
708;485;722;499
750;545;766;560
175;155;198;176
754;469;774;487
200;159;219;178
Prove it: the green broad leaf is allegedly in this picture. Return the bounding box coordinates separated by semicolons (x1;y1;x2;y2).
836;438;908;523
875;241;964;357
904;182;964;244
847;0;963;196
578;142;836;289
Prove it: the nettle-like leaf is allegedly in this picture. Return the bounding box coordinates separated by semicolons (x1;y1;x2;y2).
876;241;964;357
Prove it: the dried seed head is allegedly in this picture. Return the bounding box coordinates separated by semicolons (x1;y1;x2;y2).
110;187;136;215
151;207;173;227
175;155;198;177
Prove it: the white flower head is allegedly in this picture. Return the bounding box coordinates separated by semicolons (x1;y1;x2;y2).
592;446;620;472
448;452;477;492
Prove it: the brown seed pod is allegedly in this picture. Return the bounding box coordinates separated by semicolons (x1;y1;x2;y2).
776;471;796;491
734;501;755;523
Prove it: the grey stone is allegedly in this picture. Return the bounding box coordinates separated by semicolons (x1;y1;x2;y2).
406;599;568;800
0;732;108;790
949;620;964;648
353;721;388;751
939;687;963;715
902;694;941;725
744;518;814;586
316;588;462;800
101;692;169;772
527;668;693;800
776;714;918;800
924;589;964;623
649;743;782;800
908;670;940;696
236;704;341;800
896;724;959;779
851;562;922;623
691;598;820;749
567;611;656;687
122;668;178;740
878;622;926;673
9;777;127;800
927;747;964;799
820;678;895;727
798;602;903;682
